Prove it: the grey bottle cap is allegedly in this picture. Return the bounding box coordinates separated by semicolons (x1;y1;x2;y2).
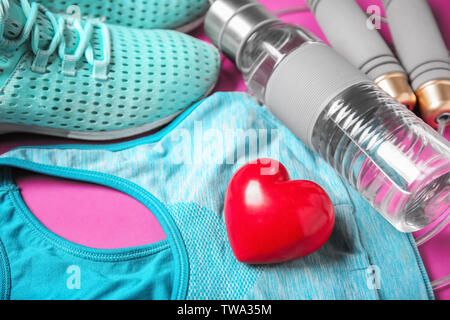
204;0;279;63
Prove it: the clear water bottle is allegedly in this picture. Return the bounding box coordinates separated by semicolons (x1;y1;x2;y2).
204;0;450;233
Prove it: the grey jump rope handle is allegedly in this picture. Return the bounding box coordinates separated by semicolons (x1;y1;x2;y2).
383;0;450;90
264;42;370;149
307;0;405;81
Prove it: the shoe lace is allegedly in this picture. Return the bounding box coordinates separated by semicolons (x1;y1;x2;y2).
0;0;110;79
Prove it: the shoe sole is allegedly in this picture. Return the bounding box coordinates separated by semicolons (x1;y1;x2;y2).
0;112;183;141
0;79;217;141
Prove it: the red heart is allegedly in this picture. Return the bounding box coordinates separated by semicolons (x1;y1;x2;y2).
225;159;335;264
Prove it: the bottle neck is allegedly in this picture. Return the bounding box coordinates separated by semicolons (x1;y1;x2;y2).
236;22;319;101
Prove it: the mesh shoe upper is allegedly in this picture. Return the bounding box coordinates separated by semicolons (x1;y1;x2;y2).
38;0;210;30
0;0;220;134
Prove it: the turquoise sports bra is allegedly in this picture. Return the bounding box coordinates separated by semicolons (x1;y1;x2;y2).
0;92;434;300
0;167;176;299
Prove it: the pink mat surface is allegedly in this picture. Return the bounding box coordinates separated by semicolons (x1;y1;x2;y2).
0;0;448;299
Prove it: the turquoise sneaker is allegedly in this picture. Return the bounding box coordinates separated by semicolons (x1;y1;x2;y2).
0;0;220;140
38;0;210;32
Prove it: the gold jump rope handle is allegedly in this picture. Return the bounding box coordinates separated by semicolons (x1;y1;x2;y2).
383;0;450;132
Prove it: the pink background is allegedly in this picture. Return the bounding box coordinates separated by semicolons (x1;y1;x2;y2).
0;0;448;299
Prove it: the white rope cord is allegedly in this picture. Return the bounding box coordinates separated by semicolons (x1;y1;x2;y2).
416;214;450;247
431;275;450;291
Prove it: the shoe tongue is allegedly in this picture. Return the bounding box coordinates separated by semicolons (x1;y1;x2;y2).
2;1;81;55
3;0;56;48
3;0;26;39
